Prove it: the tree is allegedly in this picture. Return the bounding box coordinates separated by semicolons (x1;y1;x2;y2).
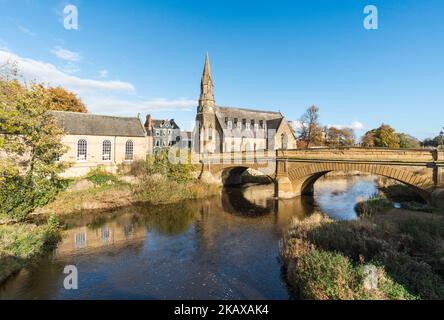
298;105;323;148
361;124;400;148
45;86;88;113
398;133;420;149
326;127;356;147
361;131;376;147
0;67;68;221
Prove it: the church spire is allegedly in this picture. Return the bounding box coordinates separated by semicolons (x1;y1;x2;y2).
199;52;215;111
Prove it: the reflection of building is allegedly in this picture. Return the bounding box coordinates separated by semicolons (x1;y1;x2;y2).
56;222;146;256
195;53;298;154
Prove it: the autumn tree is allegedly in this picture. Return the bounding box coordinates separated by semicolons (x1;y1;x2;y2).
398;133;420;149
326;127;356;147
298;105;323;148
0;65;68;221
45;86;88;113
361;124;400;148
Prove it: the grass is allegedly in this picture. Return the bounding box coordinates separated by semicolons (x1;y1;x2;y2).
0;216;60;284
355;195;394;217
131;174;220;205
280;210;444;300
35;181;133;217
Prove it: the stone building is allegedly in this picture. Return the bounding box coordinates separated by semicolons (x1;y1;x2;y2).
52;111;149;177
144;114;180;153
195;54;297;154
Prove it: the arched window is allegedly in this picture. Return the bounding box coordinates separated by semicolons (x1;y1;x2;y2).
102;140;112;161
77;139;87;161
208;126;213;140
281;134;288;150
125;140;134;161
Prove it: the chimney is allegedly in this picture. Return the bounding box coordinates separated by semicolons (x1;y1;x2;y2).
145;114;153;130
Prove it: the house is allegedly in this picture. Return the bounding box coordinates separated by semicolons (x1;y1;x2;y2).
195;54;297;154
51;111;149;177
144;114;181;153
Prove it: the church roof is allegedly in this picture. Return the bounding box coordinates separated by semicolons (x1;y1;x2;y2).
51;111;146;137
266;117;283;130
215;105;283;129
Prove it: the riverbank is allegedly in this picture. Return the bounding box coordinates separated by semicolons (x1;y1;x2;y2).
33;177;220;218
0;217;59;284
280;207;444;300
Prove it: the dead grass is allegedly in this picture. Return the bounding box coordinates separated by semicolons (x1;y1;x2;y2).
280;209;444;300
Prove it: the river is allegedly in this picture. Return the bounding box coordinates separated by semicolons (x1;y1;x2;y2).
0;175;381;299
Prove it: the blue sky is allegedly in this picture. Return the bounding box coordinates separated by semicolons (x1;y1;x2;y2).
0;0;443;138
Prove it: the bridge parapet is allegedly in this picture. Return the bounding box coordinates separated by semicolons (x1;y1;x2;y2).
277;148;436;164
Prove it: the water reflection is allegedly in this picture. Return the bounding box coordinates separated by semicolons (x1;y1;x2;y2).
0;176;379;300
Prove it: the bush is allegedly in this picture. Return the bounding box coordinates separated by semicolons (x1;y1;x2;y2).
280;212;444;299
86;166;118;186
286;248;416;300
0;161;68;221
0;220;60;283
355;195;393;217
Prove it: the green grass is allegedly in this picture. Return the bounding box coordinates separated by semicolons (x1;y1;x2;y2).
286;247;416;300
280;211;444;300
0;216;60;284
355;195;394;217
131;175;220;205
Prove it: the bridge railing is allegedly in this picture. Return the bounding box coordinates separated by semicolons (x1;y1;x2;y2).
198;150;276;164
277;147;437;164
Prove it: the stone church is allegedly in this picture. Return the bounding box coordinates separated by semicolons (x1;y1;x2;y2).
195;54;297;154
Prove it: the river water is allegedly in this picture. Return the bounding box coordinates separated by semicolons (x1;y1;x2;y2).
0;175;380;300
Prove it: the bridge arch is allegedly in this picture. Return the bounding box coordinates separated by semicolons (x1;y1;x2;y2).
219;165;275;186
286;162;434;203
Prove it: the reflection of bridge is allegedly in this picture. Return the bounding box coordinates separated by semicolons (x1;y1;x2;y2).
199;148;444;208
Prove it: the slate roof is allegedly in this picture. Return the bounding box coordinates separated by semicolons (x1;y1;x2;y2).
51;111;146;137
151;119;179;129
215;106;283;129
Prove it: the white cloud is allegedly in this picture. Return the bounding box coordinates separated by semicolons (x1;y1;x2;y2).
327;121;365;131
85;97;197;115
0;49;195;116
0;50;134;92
98;69;109;78
51;46;82;62
18;25;37;37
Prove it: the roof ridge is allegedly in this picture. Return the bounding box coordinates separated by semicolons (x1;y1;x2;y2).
216;105;281;114
50;110;139;120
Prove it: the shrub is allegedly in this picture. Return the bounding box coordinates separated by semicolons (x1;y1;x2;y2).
280;212;444;299
86;166;118;186
355;195;393;217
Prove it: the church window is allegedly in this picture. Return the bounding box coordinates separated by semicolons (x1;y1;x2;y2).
242;119;247;129
125;140;134;161
227;120;232;129
259;120;264;129
77;139;87;161
102;140;112;161
208;126;213;140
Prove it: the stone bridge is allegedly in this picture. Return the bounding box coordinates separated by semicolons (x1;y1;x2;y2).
198;148;444;208
276;148;444;207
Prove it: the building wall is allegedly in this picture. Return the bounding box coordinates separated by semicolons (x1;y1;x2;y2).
274;120;297;150
60;134;149;177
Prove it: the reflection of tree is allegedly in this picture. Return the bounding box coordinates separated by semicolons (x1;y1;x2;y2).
135;202;196;235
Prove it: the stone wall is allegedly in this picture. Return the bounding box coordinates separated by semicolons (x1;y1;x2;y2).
60;134;149;177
